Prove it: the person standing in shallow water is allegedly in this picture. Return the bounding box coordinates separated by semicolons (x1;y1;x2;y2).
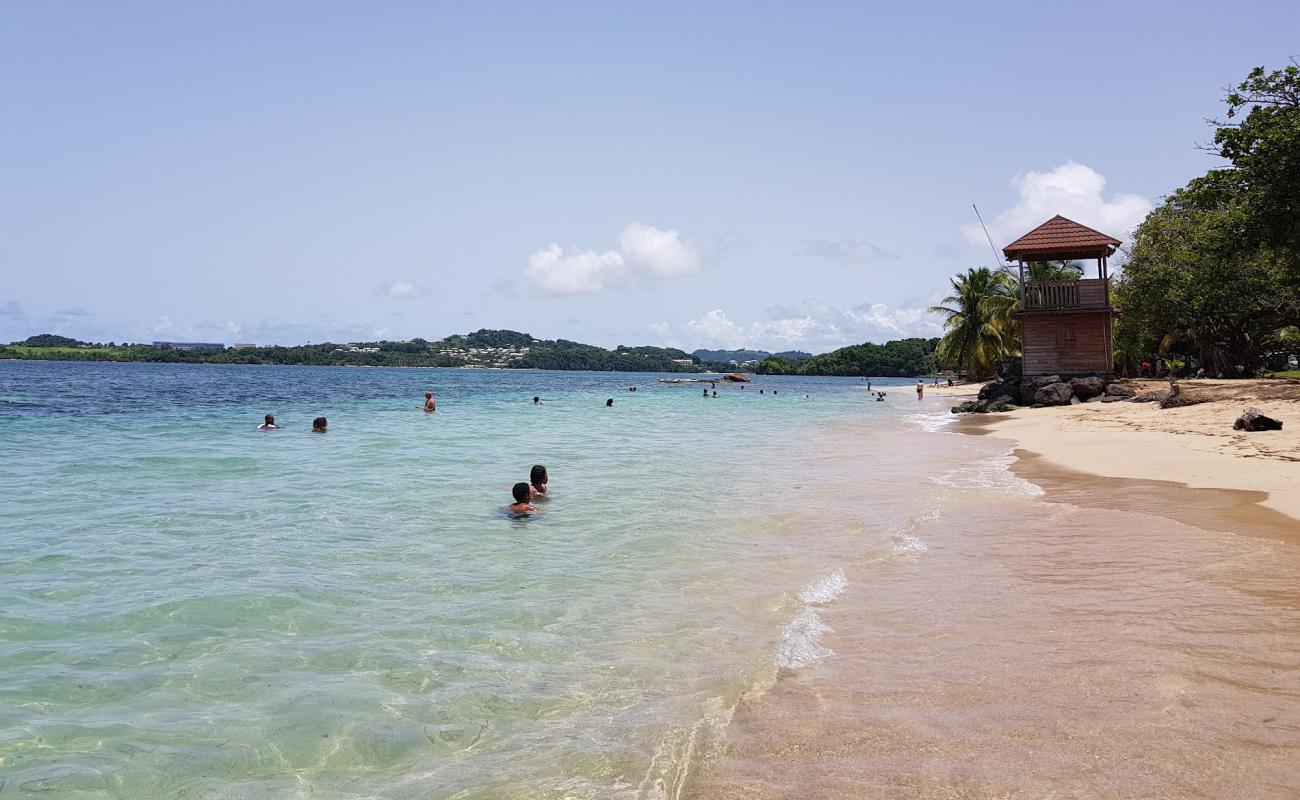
507;482;535;516
423;392;436;412
916;378;924;400
530;465;548;500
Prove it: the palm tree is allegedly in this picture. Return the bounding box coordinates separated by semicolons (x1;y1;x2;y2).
1025;260;1085;282
928;268;1020;378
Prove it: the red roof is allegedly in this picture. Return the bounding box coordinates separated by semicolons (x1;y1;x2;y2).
1002;215;1121;260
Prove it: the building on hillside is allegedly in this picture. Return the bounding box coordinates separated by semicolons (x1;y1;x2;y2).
232;343;257;349
153;341;225;350
1003;215;1121;376
671;359;694;367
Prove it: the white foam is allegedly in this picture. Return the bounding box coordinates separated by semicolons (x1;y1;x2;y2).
775;569;847;669
907;412;954;433
929;450;1044;497
773;607;832;669
891;534;929;555
798;568;846;605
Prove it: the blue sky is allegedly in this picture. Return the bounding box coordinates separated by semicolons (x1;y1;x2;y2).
3;1;1297;352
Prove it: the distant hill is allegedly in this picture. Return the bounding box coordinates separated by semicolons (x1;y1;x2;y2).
757;338;940;377
18;334;90;348
691;348;812;365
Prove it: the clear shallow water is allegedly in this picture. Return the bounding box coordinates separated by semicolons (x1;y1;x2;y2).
0;362;921;799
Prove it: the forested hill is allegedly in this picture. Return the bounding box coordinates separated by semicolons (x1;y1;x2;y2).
1;330;715;373
757;337;940;376
2;330;941;376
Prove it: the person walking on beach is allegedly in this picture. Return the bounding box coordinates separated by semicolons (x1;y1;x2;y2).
423;392;437;412
258;414;279;430
916;379;924;400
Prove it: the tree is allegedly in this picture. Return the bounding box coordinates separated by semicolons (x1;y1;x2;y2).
928;268;1019;377
1024;260;1084;282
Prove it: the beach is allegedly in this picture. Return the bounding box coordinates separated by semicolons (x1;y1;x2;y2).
3;362;1300;798
688;383;1300;799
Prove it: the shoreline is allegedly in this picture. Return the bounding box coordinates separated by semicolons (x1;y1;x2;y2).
944;379;1300;526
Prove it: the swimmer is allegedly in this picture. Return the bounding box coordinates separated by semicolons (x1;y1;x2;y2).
257;414;278;430
423;392;436;412
773;390;778;396
628;387;636;392
712;390;717;398
703;388;709;397
507;482;535;515
530;464;548;500
760;389;764;394
533;396;542;405
606;398;613;407
312;416;328;433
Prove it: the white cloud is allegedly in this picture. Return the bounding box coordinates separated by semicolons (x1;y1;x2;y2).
387;280;425;298
517;223;698;296
618;223;700;278
963;162;1152;253
673;301;945;353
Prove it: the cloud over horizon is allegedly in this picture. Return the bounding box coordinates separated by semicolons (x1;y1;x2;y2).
517;223;701;296
963;162;1152;256
653;300;945;354
799;238;900;263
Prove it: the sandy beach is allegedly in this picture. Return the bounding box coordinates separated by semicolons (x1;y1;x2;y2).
935;379;1300;525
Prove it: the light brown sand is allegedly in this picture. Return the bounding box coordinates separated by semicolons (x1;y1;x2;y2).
956;378;1300;522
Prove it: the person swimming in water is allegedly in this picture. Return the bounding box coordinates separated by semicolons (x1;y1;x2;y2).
507;482;535;516
606;398;614;407
533;396;542;405
529;464;548;500
423;392;437;412
257;414;278;430
312;416;328;432
703;388;709;397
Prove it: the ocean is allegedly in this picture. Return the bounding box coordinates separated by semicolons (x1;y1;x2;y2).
4;361;1299;799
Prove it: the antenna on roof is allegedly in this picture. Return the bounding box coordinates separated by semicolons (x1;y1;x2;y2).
972;204;1006;268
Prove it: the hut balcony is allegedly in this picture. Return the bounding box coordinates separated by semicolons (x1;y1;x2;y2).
1021;278;1110;312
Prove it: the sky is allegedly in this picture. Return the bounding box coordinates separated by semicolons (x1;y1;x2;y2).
3;1;1298;353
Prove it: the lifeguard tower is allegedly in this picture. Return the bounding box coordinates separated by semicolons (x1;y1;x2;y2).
1004;215;1121;376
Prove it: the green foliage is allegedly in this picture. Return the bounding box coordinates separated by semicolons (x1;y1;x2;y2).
1114;62;1300;377
18;333;90;348
793;338;939;377
755;356;795;375
928;268;1019;378
1025;260;1084;281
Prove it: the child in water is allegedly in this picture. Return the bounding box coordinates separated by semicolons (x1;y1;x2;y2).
507;482;535;515
530;464;548;500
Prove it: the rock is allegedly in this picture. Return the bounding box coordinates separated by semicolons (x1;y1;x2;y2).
1160;389;1206;409
1033;382;1074;406
1069;396;1082;405
1100;395;1128;403
1234;407;1284;431
1031;375;1062;388
1068;376;1106;399
1085;395;1103;403
1019;383;1039;405
951;401;978;414
723;373;750;382
1132;389;1168;403
1105;383;1137;398
978;382;1001;401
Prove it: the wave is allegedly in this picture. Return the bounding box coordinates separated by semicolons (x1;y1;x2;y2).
907;412;955;433
929;449;1044;497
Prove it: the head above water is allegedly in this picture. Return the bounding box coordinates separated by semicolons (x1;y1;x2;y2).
606;398;613;407
312;416;327;431
425;392;432;399
512;482;531;504
530;464;547;487
264;414;275;425
533;396;540;404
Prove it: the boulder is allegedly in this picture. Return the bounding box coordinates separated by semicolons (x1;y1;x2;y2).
1031;375;1063;388
1234;407;1284;432
1105;383;1137;398
1068;376;1106;399
1033;382;1074;406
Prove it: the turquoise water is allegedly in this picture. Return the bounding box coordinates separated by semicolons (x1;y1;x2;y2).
0;362;918;798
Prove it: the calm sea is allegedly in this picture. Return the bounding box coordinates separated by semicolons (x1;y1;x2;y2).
0;361;925;798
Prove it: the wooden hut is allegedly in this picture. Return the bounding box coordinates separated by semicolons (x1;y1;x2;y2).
1004;215;1121;376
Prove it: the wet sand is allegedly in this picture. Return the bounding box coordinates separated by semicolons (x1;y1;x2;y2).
685;407;1300;799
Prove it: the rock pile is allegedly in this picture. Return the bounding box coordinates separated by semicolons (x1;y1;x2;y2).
1234;407;1284;431
953;374;1137;414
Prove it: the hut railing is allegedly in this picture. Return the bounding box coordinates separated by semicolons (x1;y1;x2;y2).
1023;279;1109;310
